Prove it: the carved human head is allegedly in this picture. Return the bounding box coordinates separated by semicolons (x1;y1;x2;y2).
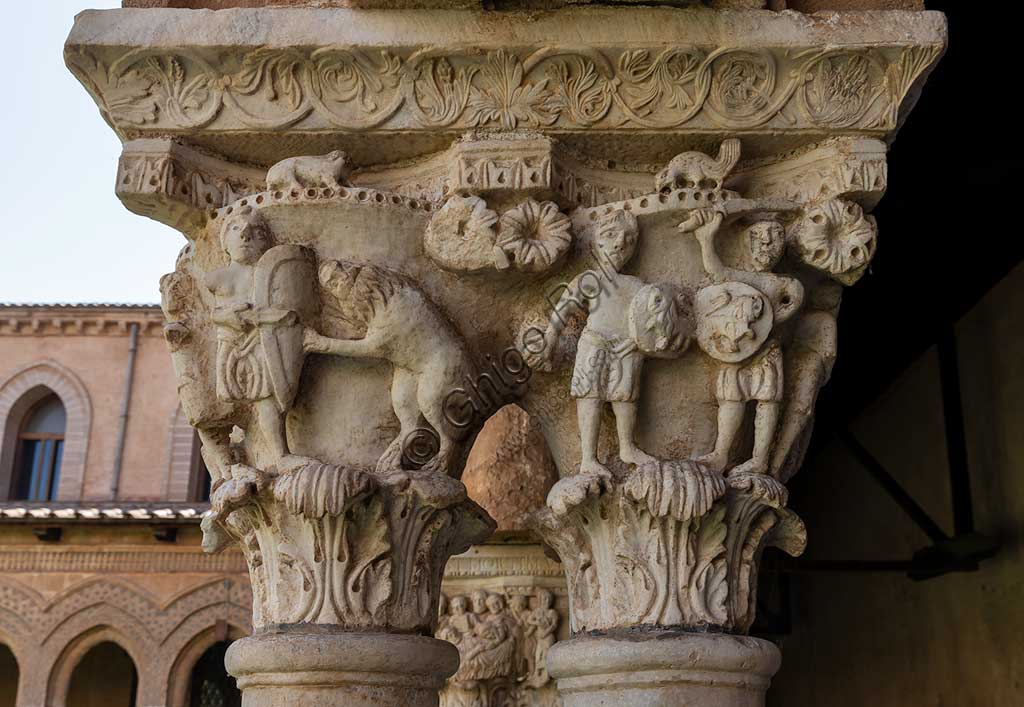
450;596;468;615
629;283;691;357
716;294;764;354
485;593;506;615
594;209;639;271
471;589;489;614
220;206;272;265
537;589;553;610
746;220;785;272
509;594;529;612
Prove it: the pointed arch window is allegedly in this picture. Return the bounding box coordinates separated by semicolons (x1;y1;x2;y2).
12;394;65;501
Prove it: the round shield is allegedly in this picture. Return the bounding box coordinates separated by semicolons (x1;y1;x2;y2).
695;281;773;363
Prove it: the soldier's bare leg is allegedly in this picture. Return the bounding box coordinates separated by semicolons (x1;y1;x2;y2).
256;398;289;467
732;401;780;476
578;398;610;477
770;364;824;479
612;401;657;467
698;400;744;473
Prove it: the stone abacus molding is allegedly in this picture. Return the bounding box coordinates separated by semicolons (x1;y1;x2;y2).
0;360;92;502
66;9;943;141
0;574;251;707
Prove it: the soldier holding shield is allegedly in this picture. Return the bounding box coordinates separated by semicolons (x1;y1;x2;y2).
204;206;318;470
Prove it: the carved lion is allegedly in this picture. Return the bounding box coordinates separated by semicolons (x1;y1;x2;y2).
311;260;481;475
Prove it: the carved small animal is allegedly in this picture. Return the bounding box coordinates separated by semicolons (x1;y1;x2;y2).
655;138;741;193
266;150;350;192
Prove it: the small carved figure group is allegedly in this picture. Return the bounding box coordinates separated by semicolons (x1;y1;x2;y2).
438;589;560;707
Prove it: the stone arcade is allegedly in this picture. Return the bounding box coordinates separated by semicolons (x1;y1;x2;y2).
65;4;945;705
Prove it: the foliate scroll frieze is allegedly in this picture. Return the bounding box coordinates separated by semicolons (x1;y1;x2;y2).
67;42;943;137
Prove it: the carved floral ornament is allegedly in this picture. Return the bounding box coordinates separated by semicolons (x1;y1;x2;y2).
66;43;942;134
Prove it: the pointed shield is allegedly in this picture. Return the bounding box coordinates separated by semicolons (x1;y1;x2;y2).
253;244;318;412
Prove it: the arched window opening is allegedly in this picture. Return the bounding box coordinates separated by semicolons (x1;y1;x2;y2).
189;433;211;503
67;641;137;707
12;394;65;501
0;643;17;707
188;640;240;707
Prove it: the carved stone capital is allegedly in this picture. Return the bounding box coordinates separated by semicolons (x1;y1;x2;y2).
216;464;494;632
67;4;945;705
438;537;569;707
534;464;804;634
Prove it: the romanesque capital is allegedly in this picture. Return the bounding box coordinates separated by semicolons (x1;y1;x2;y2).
66;5;946;706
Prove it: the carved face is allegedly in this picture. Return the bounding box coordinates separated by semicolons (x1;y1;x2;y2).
629;283;691;357
509;595;528;613
318;260;356;300
471;590;488;614
485;594;505;614
747;221;785;272
593;210;639;271
222;212;271;265
537;589;553;610
450;596;468;615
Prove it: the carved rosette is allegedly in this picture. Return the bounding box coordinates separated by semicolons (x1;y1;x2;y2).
534;464;803;634
219;464;494;632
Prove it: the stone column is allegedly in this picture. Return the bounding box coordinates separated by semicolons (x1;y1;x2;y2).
438;405;568;707
65;5;945;706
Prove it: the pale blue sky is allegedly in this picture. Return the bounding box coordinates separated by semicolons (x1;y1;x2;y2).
0;1;183;304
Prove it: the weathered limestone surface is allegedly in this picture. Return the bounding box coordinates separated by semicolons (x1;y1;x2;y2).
462;405;559;531
66;4;944;705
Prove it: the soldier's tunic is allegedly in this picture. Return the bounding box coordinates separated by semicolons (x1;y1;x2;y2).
571;329;643;402
716;339;783;402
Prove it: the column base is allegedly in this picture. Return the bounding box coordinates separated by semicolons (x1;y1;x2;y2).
547;631;781;707
225;631;460;707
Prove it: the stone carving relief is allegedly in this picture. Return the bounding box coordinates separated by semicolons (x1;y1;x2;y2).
67;42;942;135
149;129;887;650
158;156;497;635
67;4;943;704
523;137;868;635
439;588;560;707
